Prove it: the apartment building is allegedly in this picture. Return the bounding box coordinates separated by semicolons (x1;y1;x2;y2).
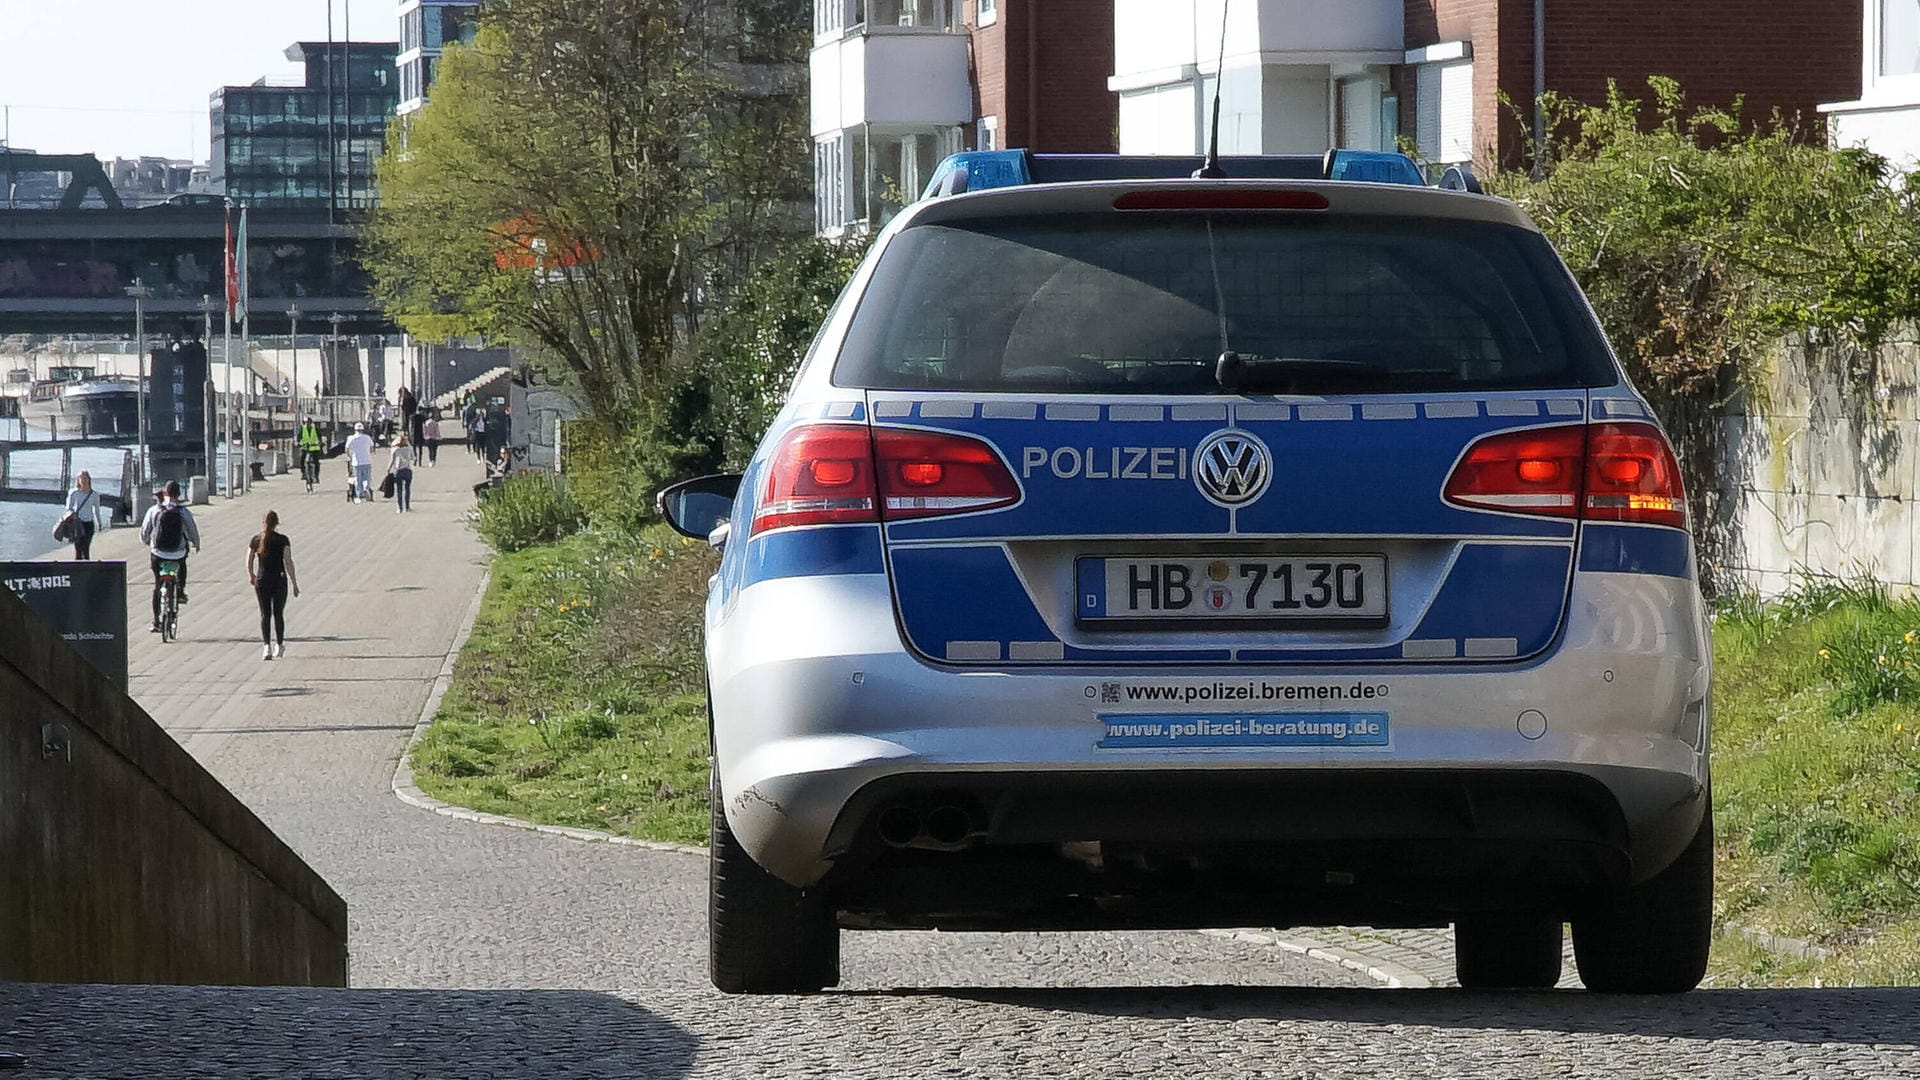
1109;1;1860;170
397;0;483;115
1823;0;1920;169
809;0;1118;234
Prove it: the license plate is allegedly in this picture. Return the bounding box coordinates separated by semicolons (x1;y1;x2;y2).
1076;555;1387;622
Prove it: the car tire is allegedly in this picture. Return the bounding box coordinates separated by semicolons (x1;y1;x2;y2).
1571;801;1713;994
708;777;840;994
1453;915;1563;989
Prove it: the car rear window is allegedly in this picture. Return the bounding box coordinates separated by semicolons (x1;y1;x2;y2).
832;212;1618;395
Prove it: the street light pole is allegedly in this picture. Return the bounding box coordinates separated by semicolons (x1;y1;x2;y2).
287;303;302;419
124;279;153;492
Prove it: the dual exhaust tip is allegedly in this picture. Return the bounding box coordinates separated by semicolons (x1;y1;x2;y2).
876;802;977;850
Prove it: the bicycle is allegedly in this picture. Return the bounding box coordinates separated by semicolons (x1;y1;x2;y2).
302;450;321;492
156;560;182;643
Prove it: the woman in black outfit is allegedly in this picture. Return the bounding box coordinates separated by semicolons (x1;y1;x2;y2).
246;510;300;660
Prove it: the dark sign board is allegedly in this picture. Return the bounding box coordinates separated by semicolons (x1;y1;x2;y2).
0;560;128;690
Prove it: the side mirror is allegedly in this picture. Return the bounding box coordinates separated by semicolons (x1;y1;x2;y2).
657;473;743;545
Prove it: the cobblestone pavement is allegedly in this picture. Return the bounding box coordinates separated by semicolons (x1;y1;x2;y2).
5;459;1920;1076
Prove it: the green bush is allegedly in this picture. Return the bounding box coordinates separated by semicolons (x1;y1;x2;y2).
474;472;588;552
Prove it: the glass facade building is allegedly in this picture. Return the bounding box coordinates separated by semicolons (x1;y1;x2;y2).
210;42;399;210
398;1;482;115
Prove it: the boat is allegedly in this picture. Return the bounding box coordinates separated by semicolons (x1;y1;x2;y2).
61;377;144;437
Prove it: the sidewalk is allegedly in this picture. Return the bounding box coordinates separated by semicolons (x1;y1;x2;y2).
68;449;712;989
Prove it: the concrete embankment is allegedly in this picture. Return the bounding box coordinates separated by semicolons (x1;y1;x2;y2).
0;583;347;986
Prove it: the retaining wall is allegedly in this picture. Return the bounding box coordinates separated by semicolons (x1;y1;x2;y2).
0;585;348;985
1723;327;1920;594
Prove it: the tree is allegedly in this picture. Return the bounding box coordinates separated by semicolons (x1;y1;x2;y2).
363;0;809;422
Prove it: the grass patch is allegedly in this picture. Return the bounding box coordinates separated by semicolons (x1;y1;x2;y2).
1711;575;1920;984
410;523;715;845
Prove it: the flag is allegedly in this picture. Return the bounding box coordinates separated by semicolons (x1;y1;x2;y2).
234;206;250;323
223;203;237;317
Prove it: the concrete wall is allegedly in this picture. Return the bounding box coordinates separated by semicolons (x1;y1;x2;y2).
0;584;348;985
1723;326;1920;595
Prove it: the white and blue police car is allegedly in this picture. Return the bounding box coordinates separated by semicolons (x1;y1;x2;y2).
660;149;1711;995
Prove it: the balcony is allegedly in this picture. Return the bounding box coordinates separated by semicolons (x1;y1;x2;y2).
810;27;971;135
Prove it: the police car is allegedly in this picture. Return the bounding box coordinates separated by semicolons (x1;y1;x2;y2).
660;149;1711;995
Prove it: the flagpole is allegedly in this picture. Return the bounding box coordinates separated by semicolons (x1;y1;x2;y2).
239;204;252;494
223;198;235;499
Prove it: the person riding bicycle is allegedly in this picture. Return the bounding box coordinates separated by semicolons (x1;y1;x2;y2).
297;419;325;484
138;480;201;634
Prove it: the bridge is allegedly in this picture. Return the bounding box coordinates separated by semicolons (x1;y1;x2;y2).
0;204;391;335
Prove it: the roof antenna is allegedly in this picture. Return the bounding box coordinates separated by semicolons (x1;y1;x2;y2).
1193;0;1231;179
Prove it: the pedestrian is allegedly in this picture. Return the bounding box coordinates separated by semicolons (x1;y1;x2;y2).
387;432;416;514
61;470;102;560
138;480;201;633
422;413;440;466
378;399;397;441
345;421;375;503
474;444;513;499
469;409;487;460
484;402;508;462
399;384;423;448
246;509;299;661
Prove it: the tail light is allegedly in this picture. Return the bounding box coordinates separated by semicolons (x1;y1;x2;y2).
752;423;1020;535
1444;421;1687;529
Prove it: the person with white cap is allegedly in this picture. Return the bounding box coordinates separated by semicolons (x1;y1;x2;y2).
344;421;376;503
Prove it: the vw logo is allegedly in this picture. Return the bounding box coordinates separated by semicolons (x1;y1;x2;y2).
1193;430;1271;507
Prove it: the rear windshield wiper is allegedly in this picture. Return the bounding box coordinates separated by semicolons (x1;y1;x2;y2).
1214;353;1395;394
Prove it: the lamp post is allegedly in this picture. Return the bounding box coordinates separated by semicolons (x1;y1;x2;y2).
328;312;347;405
286;303;302;417
124;279;153;491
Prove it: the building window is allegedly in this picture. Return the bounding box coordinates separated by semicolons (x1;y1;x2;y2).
815;0;847;37
1885;0;1920;77
815;135;847;232
1415;60;1474;164
868;0;956;29
978;115;998;151
977;0;997;27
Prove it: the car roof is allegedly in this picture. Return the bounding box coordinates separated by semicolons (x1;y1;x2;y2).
894;178;1540;234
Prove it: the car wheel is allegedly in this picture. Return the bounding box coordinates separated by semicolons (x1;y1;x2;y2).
708;777;840;994
1571;801;1713;994
1453;915;1563;989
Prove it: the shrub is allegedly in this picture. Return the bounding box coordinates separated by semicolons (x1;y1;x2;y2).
474;472;587;552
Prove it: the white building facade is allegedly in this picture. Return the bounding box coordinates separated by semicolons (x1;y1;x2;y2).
1108;0;1405;158
1821;0;1920;170
809;1;972;234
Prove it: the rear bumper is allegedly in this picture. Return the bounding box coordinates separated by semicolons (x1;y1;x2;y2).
710;569;1711;902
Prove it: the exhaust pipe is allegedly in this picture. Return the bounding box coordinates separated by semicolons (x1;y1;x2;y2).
924;804;973;847
876;804;921;847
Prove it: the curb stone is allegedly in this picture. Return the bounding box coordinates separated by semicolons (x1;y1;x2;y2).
388;565;705;858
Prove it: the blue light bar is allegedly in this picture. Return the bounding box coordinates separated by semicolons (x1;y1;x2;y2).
921;147;1431;202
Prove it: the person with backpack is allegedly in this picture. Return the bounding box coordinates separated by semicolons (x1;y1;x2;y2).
387;431;416;514
138;480;201;633
247;510;299;660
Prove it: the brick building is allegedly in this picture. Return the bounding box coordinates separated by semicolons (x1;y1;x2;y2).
1401;0;1862;168
1110;1;1861;171
809;0;1117;234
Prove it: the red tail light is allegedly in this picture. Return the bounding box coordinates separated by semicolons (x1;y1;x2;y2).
874;428;1021;520
1444;421;1687;529
752;424;877;534
752;423;1020;535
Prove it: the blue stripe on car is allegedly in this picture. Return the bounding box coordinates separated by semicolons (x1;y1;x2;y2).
743;525;885;584
1577;524;1692;579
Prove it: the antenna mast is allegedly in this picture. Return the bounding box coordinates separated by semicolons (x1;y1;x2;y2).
1193;0;1232;179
